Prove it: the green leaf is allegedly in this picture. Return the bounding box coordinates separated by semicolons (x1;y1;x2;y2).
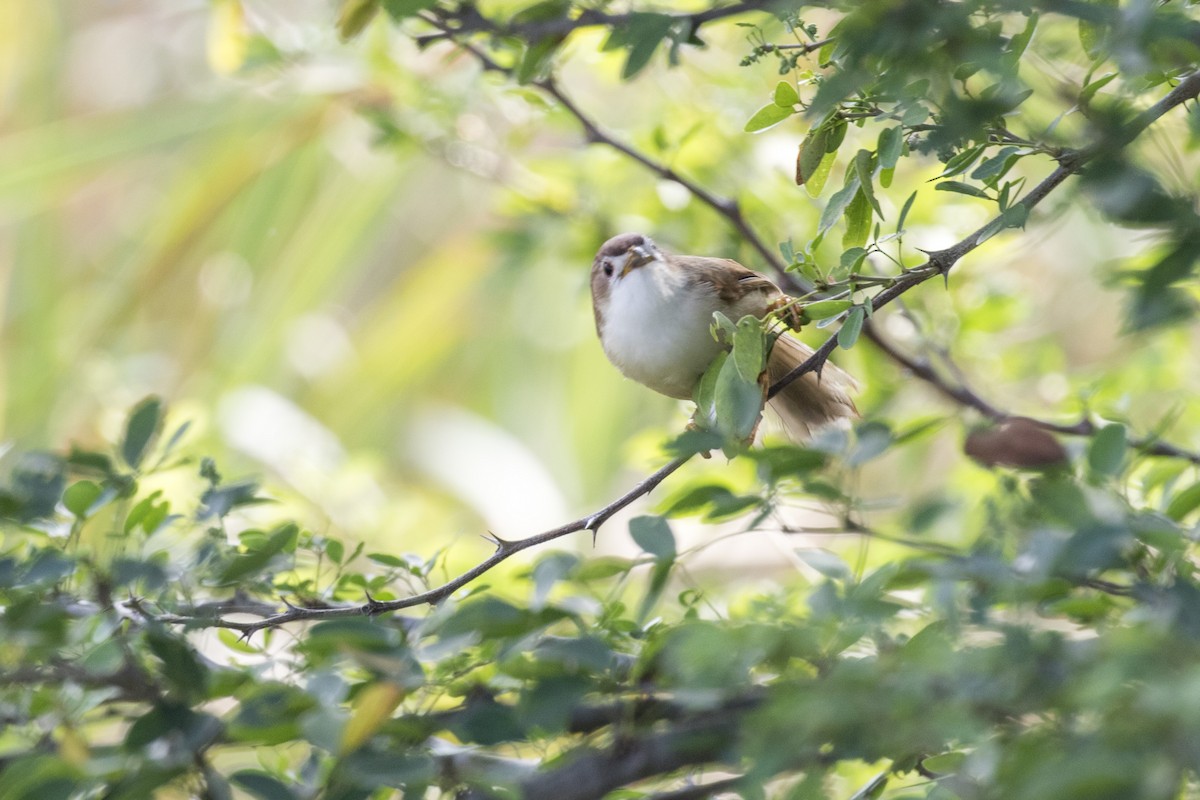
935;181;989;199
147;630;210;699
896;190;917;234
803;299;852;320
63;480;102;518
123;490;167;535
1166;482;1200;521
67;446;116;478
216;523;298;585
796;548;852;581
231;771;299;800
637;558;673;624
1080;72;1118;105
838;306;865;350
855;149;883;218
953;63;980;81
842;188;871;249
368;552;406;568
693;351;724;430
975;203;1029;245
939;144;986;178
621;13;673;79
848;421;893;465
573;556;636;581
921;752;967;775
841;247;868;271
848;772;889;800
199;480;265;520
510;0;570;23
337;0;379;41
629;515;676;561
796;127;829;186
662;483;761;520
804;150;837;197
1005;13;1038;64
732;316;766;382
381;0;438;21
971;146;1021;185
713;350;767;443
710;310;737;341
326;538;345;564
0;755;82;800
774;80;800;107
818;174;861;236
779;240;796;264
228;684;315;745
122;396;164;470
877;126;903;170
517;36;565;84
531;551;578;608
1088;423;1127;476
854;149;883;215
825;118;847;152
744;102;795;133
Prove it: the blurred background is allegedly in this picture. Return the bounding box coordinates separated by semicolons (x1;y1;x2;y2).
3;1;1198;584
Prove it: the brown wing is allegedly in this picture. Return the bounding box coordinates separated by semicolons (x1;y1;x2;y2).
670;255;784;306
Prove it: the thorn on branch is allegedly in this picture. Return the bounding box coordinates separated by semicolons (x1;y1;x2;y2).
481;531;513;551
124;593;151;619
363;590;387;616
584;513;608;547
917;247;956;276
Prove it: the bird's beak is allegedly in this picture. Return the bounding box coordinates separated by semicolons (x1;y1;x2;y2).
620;245;654;277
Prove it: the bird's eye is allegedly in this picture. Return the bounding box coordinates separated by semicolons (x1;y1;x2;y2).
603;263;614;277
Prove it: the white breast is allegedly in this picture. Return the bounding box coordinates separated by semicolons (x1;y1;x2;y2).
599;262;726;399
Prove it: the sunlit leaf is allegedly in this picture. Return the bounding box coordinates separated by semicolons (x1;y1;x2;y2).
1166;482;1200;521
803;299;852;320
216;524;298;585
336;0;379;41
774;80;800;107
745;102;795;133
62;480;102;518
339;682;405;754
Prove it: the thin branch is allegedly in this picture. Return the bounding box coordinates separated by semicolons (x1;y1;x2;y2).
0;659;160;703
863;323;1200;465
415;1;776;47
771;38;833;53
518;709;744;800
144;456;690;634
424;21;789;275
769;68;1200;396
539;80;785;273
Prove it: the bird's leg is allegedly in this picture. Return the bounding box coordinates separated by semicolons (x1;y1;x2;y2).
767;296;805;331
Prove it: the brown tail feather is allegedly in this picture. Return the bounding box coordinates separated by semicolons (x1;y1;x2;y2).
765;333;858;439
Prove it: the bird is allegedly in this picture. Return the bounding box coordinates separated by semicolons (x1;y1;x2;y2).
590;232;857;439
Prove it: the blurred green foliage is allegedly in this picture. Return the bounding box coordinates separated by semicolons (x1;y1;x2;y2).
1;0;1200;798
